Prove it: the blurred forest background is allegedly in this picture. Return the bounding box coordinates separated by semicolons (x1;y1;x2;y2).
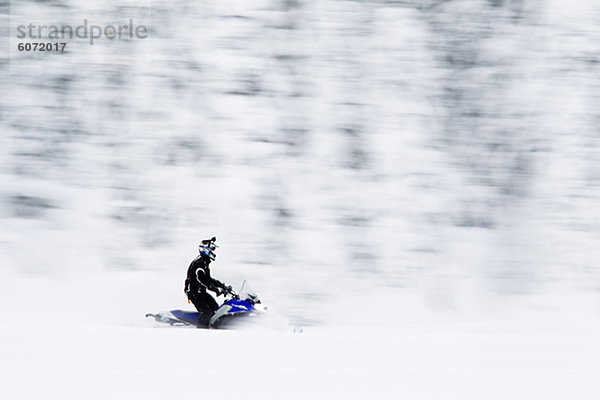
1;0;600;325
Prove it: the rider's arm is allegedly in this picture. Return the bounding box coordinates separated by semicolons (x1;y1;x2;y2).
211;277;234;297
210;277;227;290
195;268;225;293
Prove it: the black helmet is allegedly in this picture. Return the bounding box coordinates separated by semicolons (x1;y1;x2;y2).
199;236;217;261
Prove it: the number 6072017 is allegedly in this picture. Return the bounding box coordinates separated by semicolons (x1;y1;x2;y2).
17;42;67;52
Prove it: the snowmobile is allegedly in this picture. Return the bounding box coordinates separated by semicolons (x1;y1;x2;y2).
146;281;267;329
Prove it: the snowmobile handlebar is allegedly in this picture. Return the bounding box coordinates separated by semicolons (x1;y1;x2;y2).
219;286;238;299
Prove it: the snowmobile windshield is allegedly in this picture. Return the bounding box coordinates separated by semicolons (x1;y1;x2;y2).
237;281;260;303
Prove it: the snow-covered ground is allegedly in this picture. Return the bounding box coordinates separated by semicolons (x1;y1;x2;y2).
4;309;600;399
2;270;600;399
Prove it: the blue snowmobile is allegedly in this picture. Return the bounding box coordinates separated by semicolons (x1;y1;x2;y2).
146;281;266;329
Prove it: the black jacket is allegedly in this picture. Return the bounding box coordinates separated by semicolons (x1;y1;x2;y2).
184;254;227;298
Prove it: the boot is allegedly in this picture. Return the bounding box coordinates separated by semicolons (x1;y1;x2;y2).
196;310;213;328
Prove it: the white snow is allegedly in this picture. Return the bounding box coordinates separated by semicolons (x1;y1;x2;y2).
3;0;600;398
2;272;600;399
3;316;600;399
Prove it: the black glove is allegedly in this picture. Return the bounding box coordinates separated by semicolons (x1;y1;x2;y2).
214;286;225;296
219;285;235;297
227;286;240;299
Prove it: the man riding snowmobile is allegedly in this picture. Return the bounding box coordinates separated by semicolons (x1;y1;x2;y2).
184;237;234;328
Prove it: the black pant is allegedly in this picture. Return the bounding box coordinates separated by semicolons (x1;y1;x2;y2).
188;291;219;328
